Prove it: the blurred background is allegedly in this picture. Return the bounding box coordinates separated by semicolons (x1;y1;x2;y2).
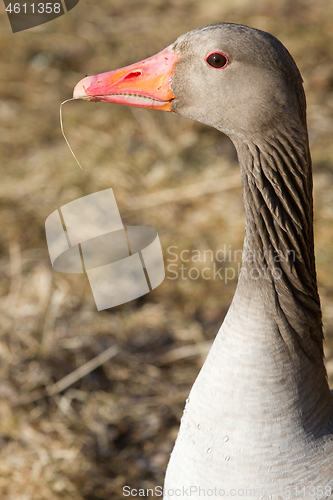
0;0;333;498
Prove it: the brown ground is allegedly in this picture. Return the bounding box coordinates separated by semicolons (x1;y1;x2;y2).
0;0;333;498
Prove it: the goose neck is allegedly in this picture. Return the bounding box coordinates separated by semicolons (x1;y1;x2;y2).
233;127;324;366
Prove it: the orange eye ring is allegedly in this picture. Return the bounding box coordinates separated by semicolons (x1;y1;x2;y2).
206;52;228;69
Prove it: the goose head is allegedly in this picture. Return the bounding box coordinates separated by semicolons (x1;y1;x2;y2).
73;23;306;142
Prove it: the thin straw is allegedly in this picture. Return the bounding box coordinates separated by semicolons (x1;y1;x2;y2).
60;98;83;169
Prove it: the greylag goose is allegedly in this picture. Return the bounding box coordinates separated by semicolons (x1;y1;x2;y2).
73;23;333;499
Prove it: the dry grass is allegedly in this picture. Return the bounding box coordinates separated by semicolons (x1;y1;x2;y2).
0;0;333;498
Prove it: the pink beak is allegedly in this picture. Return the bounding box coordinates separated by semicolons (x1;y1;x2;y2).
73;47;178;111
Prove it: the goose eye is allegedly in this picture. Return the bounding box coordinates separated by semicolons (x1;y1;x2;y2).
206;52;228;69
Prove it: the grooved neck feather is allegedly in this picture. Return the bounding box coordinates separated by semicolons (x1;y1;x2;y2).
234;124;323;365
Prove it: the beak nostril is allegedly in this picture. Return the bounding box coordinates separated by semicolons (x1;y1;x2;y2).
123;70;142;80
